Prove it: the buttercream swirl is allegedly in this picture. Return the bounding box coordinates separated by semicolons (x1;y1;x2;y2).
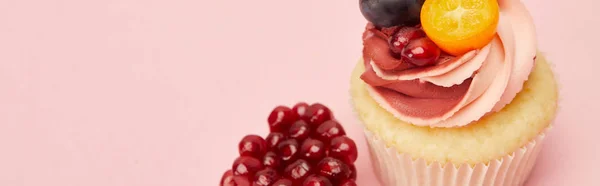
360;0;537;128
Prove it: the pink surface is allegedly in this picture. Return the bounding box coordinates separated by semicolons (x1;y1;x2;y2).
0;0;596;185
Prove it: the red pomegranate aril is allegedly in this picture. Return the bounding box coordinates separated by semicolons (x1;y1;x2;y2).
223;102;359;186
221;170;235;186
339;179;357;186
303;103;333;128
288;120;311;142
284;159;313;183
401;37;441;67
277;139;300;163
253;168;279;186
380;26;401;37
239;135;268;158
316;157;352;183
300;139;326;163
329;136;358;164
348;164;357;181
292;102;310;117
388;27;427;55
303;175;333;186
272;179;293;186
268;106;298;133
314;120;346;144
266;132;286;150
232;156;264;177
262;151;281;169
222;175;251;186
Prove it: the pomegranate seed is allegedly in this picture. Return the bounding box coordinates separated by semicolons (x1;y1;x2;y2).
222;102;359;186
303;103;332;128
288;120;311;142
329;136;358;164
303;175;332;186
253;168;279;186
239;135;267;158
222;175;251;186
316;157;352;183
380;26;401;37
401;37;441;67
314;120;346;144
276;139;300;163
268;106;297;133
348;164;357;181
292;102;310;117
262;151;281;169
299;139;326;163
339;179;357;186
232;156;264;177
388;27;426;55
266;132;286;150
220;170;234;186
272;179;293;186
284;159;313;184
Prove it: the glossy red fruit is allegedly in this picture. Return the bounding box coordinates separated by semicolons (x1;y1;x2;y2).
220;170;235;186
292;102;310;117
271;179;293;186
316;157;352;183
299;139;326;163
223;102;359;186
388;27;427;55
232;156;264;177
329;136;358;164
222;175;251;186
348;164;357;181
276;139;300;163
284;159;313;184
268;106;298;133
253;168;279;186
265;132;286;150
288;120;311;142
303;103;332;128
239;135;268;158
303;175;332;186
401;37;441;67
262;151;281;169
380;26;400;36
339;179;357;186
314;120;346;144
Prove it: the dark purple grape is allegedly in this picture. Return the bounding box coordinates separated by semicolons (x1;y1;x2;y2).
359;0;425;27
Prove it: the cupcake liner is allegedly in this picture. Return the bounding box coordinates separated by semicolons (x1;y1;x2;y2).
364;128;549;186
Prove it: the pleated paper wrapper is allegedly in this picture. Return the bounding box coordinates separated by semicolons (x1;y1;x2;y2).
364;129;548;186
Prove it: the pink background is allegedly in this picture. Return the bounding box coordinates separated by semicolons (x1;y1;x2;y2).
0;0;597;185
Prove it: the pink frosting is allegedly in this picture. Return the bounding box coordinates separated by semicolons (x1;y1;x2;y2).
361;0;537;128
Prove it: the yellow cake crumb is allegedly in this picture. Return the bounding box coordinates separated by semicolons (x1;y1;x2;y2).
350;54;558;165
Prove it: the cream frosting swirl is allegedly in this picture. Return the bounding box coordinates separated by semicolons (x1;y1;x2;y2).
360;0;537;128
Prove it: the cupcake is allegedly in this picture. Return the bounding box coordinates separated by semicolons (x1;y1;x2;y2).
350;0;558;185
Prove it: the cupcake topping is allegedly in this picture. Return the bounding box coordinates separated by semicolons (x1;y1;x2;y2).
358;0;537;128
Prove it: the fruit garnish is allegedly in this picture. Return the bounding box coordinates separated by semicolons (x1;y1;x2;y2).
303;175;333;186
220;170;251;186
401;37;441;66
272;179;293;186
238;135;268;158
388;27;427;55
314;120;346;144
220;103;359;186
339;179;358;186
360;0;426;27
420;0;499;56
316;157;353;184
254;168;279;186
